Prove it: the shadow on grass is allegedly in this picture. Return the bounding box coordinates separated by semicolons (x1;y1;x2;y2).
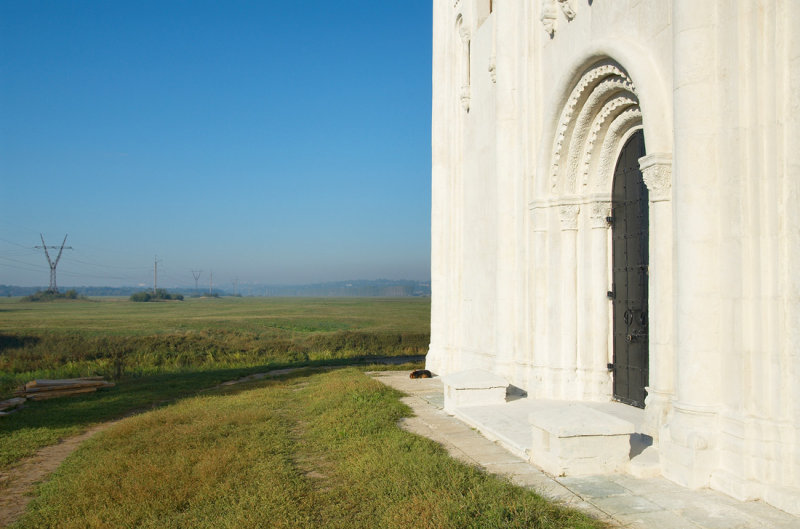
0;333;41;350
0;356;425;469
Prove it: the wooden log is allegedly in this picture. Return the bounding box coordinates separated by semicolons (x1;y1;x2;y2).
0;397;26;411
20;382;114;394
25;378;110;390
27;387;99;401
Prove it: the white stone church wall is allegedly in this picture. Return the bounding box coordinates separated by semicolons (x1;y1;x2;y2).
428;0;800;514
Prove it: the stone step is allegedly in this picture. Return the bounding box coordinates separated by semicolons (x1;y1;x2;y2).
628;445;662;478
529;403;636;477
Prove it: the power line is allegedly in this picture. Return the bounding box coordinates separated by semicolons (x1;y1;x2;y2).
0;261;46;273
0;255;46;268
34;234;72;293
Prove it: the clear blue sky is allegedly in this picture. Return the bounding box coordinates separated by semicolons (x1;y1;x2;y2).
0;1;431;289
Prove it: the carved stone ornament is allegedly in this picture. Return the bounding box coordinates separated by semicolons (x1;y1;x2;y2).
541;0;577;36
558;0;576;20
540;0;558;36
558;204;580;231
489;55;496;84
460;85;471;112
639;153;672;202
589;201;611;229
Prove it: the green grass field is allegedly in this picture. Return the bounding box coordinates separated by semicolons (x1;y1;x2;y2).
0;296;429;470
11;369;606;529
0;296;430;395
1;297;608;528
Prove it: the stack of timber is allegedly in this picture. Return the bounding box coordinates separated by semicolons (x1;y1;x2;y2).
0;397;27;416
14;377;115;401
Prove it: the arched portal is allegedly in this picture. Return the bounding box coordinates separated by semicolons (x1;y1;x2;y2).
610;130;649;407
531;58;672;421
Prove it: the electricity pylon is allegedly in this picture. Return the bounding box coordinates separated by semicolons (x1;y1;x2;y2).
35;234;72;293
192;270;202;291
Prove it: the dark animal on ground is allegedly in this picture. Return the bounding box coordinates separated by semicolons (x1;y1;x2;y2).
409;369;432;379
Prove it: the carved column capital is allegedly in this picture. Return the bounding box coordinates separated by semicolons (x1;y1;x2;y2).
589;201;611;229
639;153;672;202
559;204;580;231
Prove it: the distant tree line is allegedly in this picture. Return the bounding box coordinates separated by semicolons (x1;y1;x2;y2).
0;279;431;298
20;289;85;302
130;289;184;302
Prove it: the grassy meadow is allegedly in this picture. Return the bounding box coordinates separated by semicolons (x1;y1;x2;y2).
0;296;429;469
0;296;430;394
11;369;606;529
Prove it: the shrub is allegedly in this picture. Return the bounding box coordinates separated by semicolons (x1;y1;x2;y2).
130;289;184;302
21;290;85;302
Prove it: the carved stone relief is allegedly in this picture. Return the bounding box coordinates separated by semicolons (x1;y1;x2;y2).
540;0;577;36
558;0;576;20
460;85;471;112
589;201;611;229
558;204;580;231
639;154;672;202
540;1;558;36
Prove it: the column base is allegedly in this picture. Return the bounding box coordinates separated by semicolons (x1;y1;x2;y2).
658;403;718;489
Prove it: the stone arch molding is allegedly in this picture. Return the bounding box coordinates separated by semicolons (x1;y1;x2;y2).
549;60;642;197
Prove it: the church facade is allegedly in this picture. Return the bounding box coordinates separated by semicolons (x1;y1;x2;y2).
427;0;799;514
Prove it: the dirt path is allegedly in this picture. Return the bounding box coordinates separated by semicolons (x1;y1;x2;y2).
0;420;118;527
0;367;307;528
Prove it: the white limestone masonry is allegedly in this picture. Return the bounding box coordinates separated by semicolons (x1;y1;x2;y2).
441;368;508;412
428;0;800;515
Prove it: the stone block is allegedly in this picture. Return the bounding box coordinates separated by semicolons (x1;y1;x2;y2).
529;403;635;476
441;369;508;413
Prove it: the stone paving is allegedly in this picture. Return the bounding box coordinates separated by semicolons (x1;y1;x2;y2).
369;372;800;529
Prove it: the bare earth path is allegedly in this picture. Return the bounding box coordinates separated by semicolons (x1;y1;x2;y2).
0;367;308;528
0;421;121;527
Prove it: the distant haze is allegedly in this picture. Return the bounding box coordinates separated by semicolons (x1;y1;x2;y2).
0;2;431;288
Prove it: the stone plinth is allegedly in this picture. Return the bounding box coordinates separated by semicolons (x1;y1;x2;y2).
441;369;508;413
529;404;635;477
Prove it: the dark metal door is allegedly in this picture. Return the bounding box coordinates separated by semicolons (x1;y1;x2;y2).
611;130;649;408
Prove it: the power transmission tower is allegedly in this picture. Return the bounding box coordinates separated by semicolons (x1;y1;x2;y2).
153;256;162;295
191;270;202;291
35;234;72;293
209;270;213;295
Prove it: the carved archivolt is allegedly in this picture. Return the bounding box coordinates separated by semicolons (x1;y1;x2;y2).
549;61;642;197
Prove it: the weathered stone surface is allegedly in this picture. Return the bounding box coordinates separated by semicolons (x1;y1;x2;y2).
427;0;800;514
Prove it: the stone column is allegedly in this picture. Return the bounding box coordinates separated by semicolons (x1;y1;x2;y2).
639;153;674;438
427;1;454;375
661;0;721;489
587;201;612;400
559;204;580;399
530;206;549;398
